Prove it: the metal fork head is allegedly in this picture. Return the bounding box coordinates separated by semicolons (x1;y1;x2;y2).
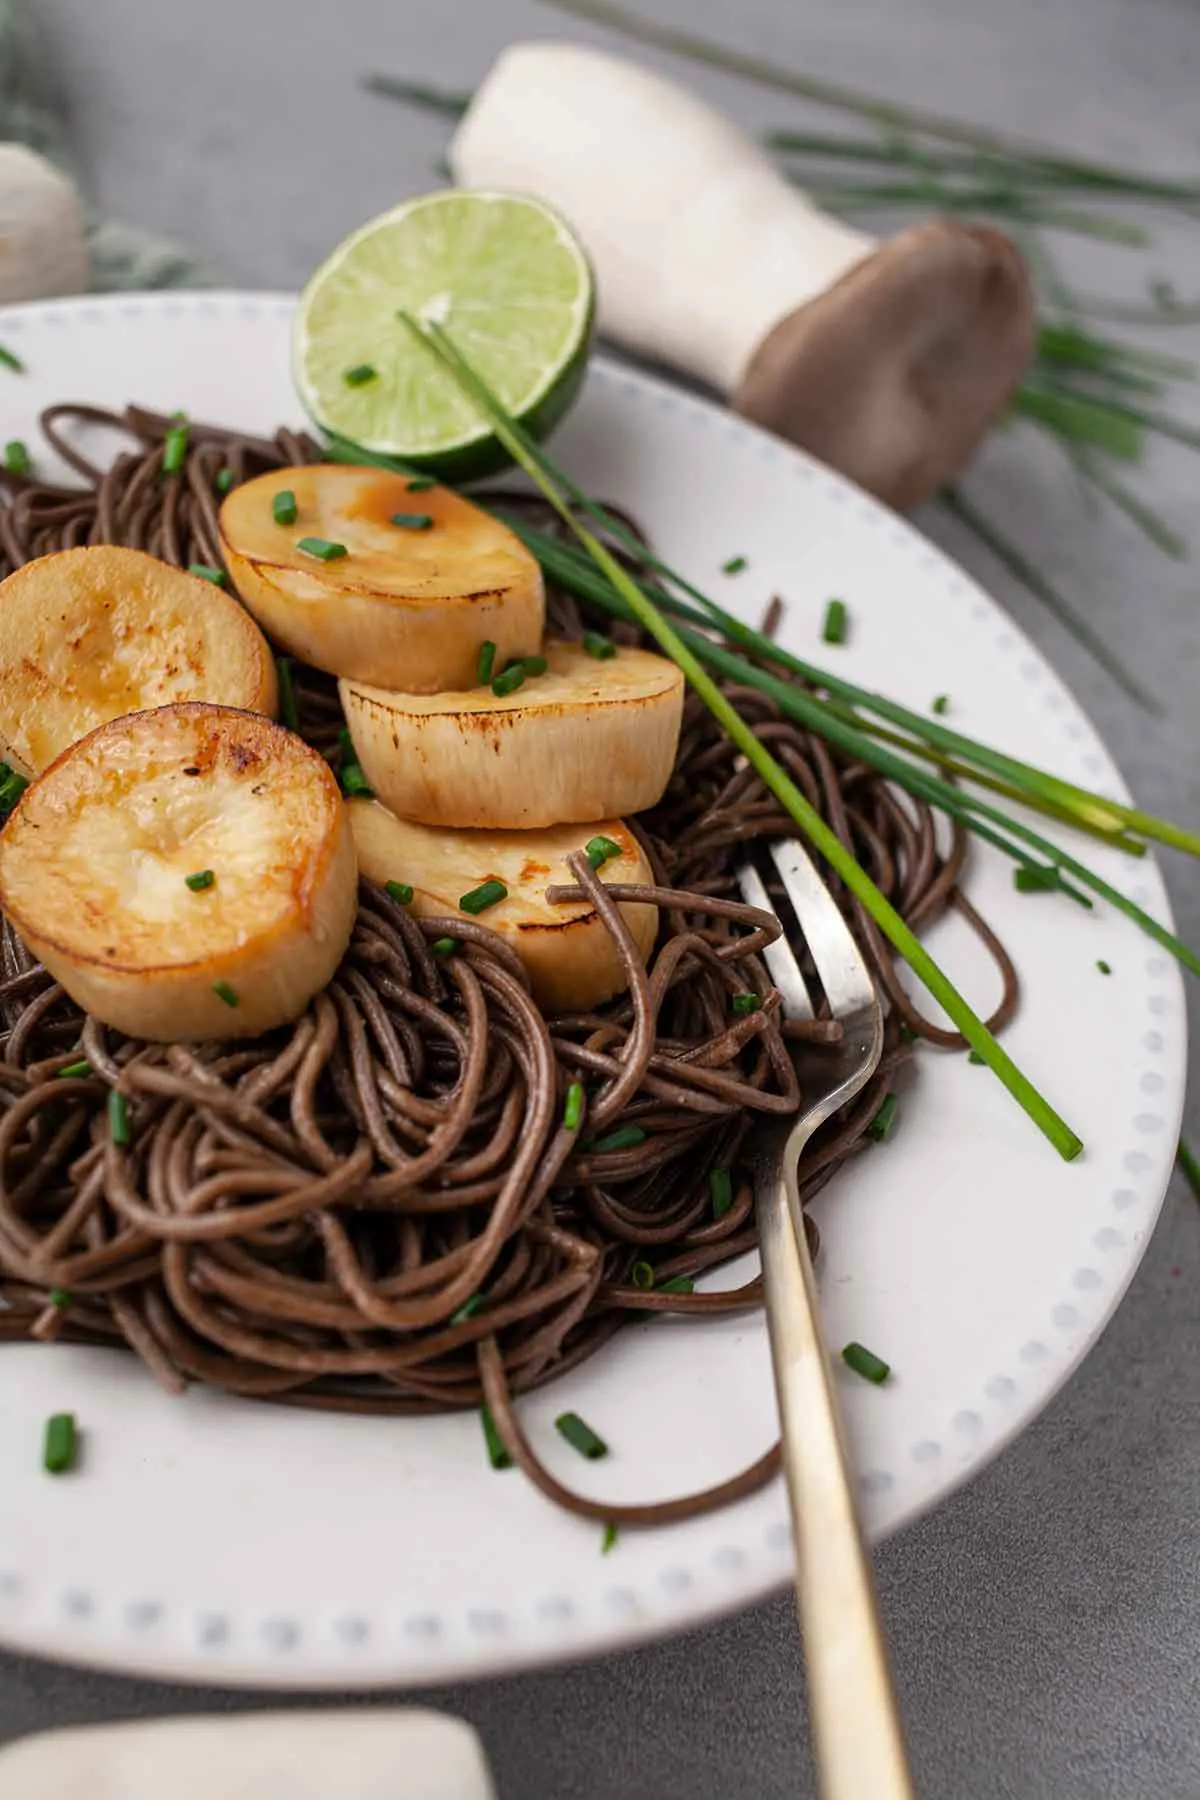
738;838;884;1156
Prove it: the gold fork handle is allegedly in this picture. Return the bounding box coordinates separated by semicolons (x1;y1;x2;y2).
757;1162;916;1800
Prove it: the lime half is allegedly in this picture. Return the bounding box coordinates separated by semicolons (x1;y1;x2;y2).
293;190;595;481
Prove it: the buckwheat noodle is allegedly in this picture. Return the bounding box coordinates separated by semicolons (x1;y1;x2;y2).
0;407;1019;1525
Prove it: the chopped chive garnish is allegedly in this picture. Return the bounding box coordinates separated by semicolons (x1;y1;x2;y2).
822;598;849;645
162;424;188;474
4;439;30;475
630;1260;655;1288
1179;1138;1200;1201
341;764;375;799
0;763;28;814
1014;864;1061;893
932;694;950;715
584;1125;648;1154
555;1412;609;1460
899;1021;919;1044
582;630;616;659
563;1081;584;1132
0;344;24;373
276;656;298;732
108;1090;131;1147
406;475;437;492
49;1287;71;1309
709;1165;733;1219
476;640;497;684
187;563;227;587
338;726;355;760
491;663;527;697
1097;959;1112;974
722;554;748;575
390;511;433;530
601;1522;619;1555
344;363;377;386
517;654;547;678
185;869;215;892
481;1403;512;1470
215;467;235;494
842;1342;890;1384
431;937;458;958
43;1412;77;1474
659;1275;695;1295
452;1293;485;1324
585;835;622;870
385;879;414;905
866;1093;899;1142
459;878;507;915
968;1049;985;1064
731;992;761;1016
298;536;348;561
57;1060;91;1079
213;980;239;1008
272;488;298;526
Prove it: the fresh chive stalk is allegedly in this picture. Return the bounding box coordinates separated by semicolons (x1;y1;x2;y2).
431;937;458;958
476;640;497;684
215;467;235;494
582;630;616;659
49;1287;71;1309
491;663;526;697
344;363;377;386
601;1522;619;1554
406;475;438;492
298;536;348;561
213;980;239;1008
386;879;414;905
710;1165;733;1218
1178;1139;1200;1201
585;835;622;869
731;993;762;1016
555;1412;609;1460
630;1260;655;1288
452;1293;486;1324
563;1081;585;1132
391;511;433;529
459;878;507;915
272;489;298;526
480;1403;512;1470
866;1093;900;1141
187;563;227;587
722;554;748;575
4;439;30;475
0;344;25;373
43;1413;78;1474
108;1090;131;1147
584;1125;648;1153
57;1061;91;1079
185;869;215;892
659;1275;695;1295
822;598;849;645
842;1341;890;1384
162;423;188;474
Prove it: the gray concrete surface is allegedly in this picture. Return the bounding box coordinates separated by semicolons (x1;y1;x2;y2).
7;0;1199;1793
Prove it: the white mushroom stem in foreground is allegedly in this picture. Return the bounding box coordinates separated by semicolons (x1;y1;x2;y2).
0;145;89;303
452;43;1036;508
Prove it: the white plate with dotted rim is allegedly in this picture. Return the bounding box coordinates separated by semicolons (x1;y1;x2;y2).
0;293;1186;1690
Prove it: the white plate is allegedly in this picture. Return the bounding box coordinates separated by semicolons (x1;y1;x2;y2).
0;293;1186;1689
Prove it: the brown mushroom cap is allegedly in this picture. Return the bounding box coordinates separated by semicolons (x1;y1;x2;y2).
731;220;1037;510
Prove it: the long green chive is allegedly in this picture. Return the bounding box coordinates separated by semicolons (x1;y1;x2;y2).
298;536;348;561
722;554;748;575
1014;864;1062;893
215;467;235;494
1066;446;1187;562
601;1522;619;1555
4;439;30;475
476;640;497;684
344;363;377;386
584;1125;648;1154
44;1413;78;1474
272;488;298;526
731;992;761;1016
842;1341;890;1384
406;475;438;492
1096;959;1112;975
452;1293;485;1324
162;423;188;474
362;72;473;114
431;937;458;958
1179;1139;1200;1201
390;511;433;529
491;663;527;697
213;980;239;1008
563;1081;584;1132
188;563;227;587
822;598;849;644
276;656;298;732
659;1275;695;1295
49;1287;71;1309
385;879;414;905
630;1260;655;1288
555;1412;609;1460
932;694;950;715
582;630;617;659
57;1060;91;1080
185;869;215;892
0;344;24;373
480;1403;512;1470
459;878;507;915
710;1166;733;1219
585;835;622;870
867;1093;899;1142
341;764;374;799
108;1091;131;1147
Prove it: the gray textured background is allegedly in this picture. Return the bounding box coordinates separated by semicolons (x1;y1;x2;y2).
5;1;1199;1794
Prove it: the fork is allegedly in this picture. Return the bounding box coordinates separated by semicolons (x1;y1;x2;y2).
738;839;915;1800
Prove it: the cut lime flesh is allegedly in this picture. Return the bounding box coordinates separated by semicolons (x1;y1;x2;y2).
293;190;594;478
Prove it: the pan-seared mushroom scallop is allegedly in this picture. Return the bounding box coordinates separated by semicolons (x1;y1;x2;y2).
351;802;657;1011
340;639;685;828
0;704;357;1042
219;463;544;691
0;546;277;777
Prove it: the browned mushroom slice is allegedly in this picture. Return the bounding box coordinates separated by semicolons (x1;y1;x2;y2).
732;221;1036;510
